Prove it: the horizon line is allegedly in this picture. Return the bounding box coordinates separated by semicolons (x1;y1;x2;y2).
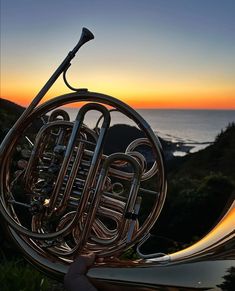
1;97;234;111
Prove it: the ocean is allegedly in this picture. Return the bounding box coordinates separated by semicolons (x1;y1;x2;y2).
65;108;235;154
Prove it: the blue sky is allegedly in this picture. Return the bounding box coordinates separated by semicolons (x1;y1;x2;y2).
1;0;235;108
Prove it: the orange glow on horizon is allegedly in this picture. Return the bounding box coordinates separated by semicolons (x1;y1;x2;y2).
1;72;234;110
2;94;235;110
1;61;234;110
2;90;235;110
123;93;235;109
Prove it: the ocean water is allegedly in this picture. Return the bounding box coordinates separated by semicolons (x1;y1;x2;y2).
138;109;235;153
65;108;235;153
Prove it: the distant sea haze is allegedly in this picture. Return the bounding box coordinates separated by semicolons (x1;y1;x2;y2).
65;108;235;153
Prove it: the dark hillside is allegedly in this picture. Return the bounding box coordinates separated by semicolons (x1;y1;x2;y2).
168;123;235;180
0;98;25;115
153;124;235;250
103;123;173;156
0;98;25;141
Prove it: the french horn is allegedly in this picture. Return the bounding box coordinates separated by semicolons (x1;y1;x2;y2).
0;28;166;277
1;28;234;290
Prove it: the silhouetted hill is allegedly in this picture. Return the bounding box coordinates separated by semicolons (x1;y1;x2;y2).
0;98;25;115
0;98;25;141
168;123;235;181
103;123;174;158
103;124;145;154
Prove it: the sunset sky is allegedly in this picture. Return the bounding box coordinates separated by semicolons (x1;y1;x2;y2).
1;0;235;109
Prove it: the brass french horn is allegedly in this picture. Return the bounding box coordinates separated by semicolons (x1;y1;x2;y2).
0;28;167;279
1;28;235;290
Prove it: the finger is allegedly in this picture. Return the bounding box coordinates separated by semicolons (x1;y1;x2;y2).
68;252;96;275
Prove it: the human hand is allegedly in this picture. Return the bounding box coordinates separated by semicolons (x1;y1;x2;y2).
64;252;97;291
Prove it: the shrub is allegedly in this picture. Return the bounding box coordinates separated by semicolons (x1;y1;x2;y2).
0;259;64;291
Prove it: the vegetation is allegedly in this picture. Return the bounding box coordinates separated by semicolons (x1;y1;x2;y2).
155;173;234;244
150;123;235;251
0;259;64;291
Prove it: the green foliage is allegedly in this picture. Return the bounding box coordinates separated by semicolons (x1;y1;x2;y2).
155;173;234;244
152;123;235;248
217;267;235;290
0;259;63;291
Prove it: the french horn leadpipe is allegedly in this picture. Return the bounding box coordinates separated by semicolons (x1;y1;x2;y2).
0;27;94;157
1;28;233;289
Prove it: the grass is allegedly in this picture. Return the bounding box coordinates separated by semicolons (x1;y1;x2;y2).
0;258;65;291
